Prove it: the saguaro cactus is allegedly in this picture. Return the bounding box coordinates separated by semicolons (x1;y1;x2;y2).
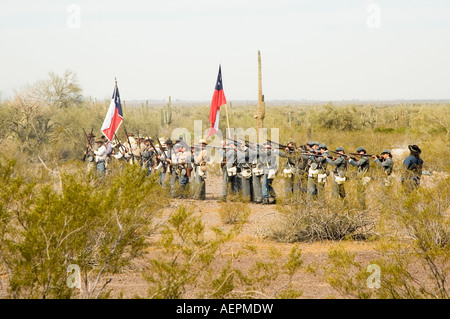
161;96;173;127
369;106;376;130
254;50;265;137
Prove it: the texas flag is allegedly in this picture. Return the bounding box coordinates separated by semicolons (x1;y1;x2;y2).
101;80;123;141
206;65;227;138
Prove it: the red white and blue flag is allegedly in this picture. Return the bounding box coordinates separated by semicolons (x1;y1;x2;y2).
101;80;123;141
207;65;227;138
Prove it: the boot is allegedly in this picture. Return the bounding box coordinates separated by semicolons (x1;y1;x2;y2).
262;198;270;205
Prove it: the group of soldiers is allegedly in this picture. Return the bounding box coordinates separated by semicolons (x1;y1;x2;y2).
84;132;424;207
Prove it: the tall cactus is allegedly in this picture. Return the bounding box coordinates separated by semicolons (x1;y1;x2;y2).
369;106;376;130
254;50;265;138
161;96;173;127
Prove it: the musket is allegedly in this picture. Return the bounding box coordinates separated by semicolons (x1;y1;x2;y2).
349;152;378;158
82;127;94;161
329;150;357;161
266;139;288;149
123;125;136;163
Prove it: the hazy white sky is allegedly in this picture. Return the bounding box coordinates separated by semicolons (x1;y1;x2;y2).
1;0;449;101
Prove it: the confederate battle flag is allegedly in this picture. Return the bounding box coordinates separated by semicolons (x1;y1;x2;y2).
206;65;227;138
101;79;123;141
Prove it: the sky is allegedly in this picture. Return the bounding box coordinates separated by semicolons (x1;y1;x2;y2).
1;0;449;101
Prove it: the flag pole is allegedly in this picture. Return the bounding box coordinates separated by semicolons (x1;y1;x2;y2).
224;102;231;139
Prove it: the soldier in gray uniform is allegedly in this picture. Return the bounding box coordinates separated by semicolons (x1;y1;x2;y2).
316;144;329;199
348;146;371;209
306;142;323;199
238;144;253;202
250;145;263;204
402;144;423;192
324;146;348;199
282;142;299;198
372;149;394;187
224;142;240;199
261;142;279;204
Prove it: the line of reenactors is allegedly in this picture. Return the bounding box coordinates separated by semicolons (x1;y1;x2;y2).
83;131;424;206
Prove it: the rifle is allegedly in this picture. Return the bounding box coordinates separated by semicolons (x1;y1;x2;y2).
266;139;288;150
349;152;379;159
123;125;136;163
82;127;94;161
329;150;357;161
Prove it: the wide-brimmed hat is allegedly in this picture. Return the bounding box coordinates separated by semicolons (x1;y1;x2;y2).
87;132;95;138
408;145;421;155
95;139;104;144
381;149;391;155
336;146;345;152
319;143;327;150
165;139;173;146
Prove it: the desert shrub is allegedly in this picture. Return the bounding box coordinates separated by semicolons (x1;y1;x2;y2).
144;206;234;299
321;176;449;299
218;202;250;225
266;201;376;243
144;206;303;299
0;159;167;299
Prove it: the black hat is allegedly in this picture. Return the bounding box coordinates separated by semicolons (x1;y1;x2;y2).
165;139;173;145
408;145;421;155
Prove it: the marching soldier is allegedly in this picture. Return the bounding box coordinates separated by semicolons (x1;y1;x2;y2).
193;139;210;200
372;149;394;186
324;146;348;199
161;139;174;188
402;144;423;192
348;146;370;209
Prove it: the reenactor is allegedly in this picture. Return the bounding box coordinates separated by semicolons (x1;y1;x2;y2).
238;143;253;202
141;137;156;176
224;142;240;199
170;141;190;198
402;144;423;192
282;141;298;198
316;144;329;199
372;149;394;186
261;142;279;205
306;142;323;199
219;140;229;201
348;147;371;209
91;138;107;176
84;132;97;173
161;139;174;188
295;144;310;194
250;143;263;203
324;146;348;199
193;139;210;200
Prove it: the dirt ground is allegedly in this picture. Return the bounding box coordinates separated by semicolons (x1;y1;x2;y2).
106;174;381;299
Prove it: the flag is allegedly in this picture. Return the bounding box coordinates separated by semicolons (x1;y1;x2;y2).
101;80;123;141
206;65;227;138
